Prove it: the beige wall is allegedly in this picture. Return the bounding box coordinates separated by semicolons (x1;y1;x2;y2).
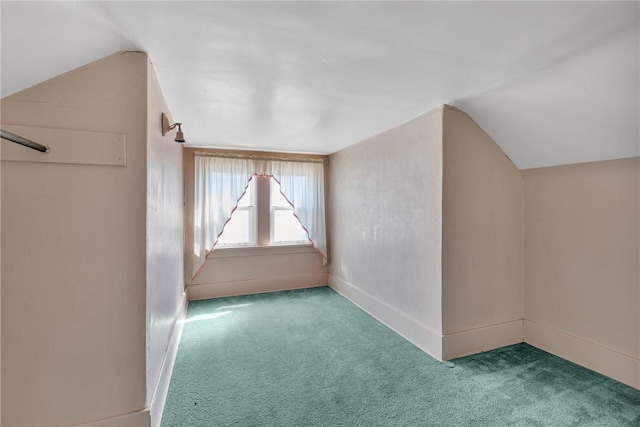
328;107;444;358
1;53;149;425
187;246;327;300
326;103;638;390
523;157;639;388
145;60;186;424
441;106;523;359
183;148;328;300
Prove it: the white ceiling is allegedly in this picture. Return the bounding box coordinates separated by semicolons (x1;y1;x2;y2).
1;1;638;169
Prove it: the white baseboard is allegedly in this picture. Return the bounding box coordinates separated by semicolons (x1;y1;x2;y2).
79;409;150;427
524;320;639;390
442;319;523;360
186;273;328;300
149;293;189;427
328;274;442;360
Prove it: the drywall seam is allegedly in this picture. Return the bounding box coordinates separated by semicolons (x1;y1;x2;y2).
149;294;188;427
441;319;523;360
187;273;328;300
328;274;443;360
524;320;639;389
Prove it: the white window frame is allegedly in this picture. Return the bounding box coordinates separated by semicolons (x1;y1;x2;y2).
269;179;309;245
217;176;310;249
216;178;257;247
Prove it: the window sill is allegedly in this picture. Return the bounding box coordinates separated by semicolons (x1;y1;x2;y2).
210;243;315;258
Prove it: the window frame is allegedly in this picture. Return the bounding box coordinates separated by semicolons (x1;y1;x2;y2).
182;146;329;266
269;178;309;245
215;175;311;249
215;177;257;247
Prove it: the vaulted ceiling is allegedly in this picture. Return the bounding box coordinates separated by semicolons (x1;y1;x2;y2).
2;1;638;169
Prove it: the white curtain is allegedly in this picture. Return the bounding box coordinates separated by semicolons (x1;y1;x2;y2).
269;160;326;264
192;155;327;278
192;156;254;278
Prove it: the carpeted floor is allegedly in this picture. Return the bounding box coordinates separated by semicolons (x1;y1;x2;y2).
161;287;639;426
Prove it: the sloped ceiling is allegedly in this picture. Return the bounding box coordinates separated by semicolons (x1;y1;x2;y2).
1;1;638;169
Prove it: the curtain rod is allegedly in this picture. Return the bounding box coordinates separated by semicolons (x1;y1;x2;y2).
1;129;50;153
195;151;325;164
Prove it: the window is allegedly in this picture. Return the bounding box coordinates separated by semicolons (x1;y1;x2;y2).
192;153;327;278
217;176;309;247
216;178;256;246
270;179;308;244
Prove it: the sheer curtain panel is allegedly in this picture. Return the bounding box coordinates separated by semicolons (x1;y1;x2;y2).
192;156;254;278
269;160;327;264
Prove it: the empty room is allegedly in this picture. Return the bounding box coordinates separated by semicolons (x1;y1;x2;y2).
1;1;638;426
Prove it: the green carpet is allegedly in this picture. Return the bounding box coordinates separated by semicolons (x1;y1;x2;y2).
161;287;639;426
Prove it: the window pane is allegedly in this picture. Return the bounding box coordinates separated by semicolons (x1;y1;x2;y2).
218;209;253;245
272;209;308;243
270;179;292;208
237;178;254;207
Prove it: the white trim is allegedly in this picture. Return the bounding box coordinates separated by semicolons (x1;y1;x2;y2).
524;320;640;390
328;274;443;360
76;409;150;427
209;243;314;258
187;273;328;300
442;319;523;360
149;294;189;427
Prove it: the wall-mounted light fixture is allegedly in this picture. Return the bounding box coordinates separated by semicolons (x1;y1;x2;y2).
162;113;185;143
